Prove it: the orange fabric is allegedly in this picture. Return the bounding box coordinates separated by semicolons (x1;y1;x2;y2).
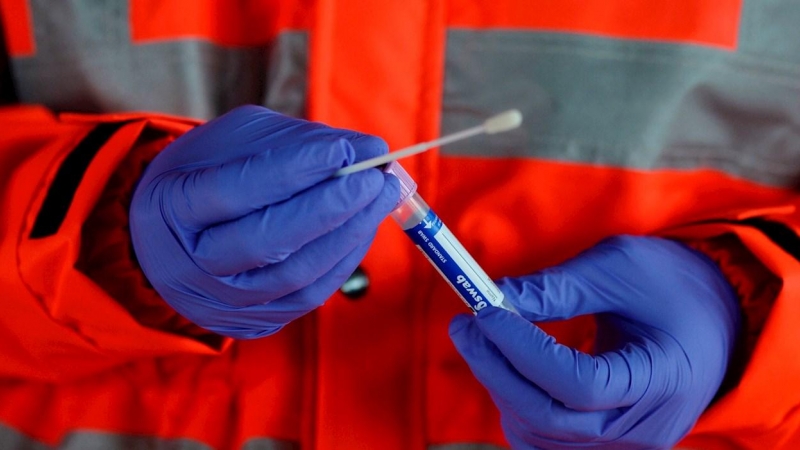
130;0;312;46
666;224;800;448
0;106;222;382
0;0;34;56
0;334;308;448
76;131;223;347
303;0;443;450
0;107;307;448
446;0;743;49
307;0;445;448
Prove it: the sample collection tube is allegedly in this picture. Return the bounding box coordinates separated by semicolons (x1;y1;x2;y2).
385;162;517;315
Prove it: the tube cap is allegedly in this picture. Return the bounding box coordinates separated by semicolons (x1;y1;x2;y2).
383;161;417;208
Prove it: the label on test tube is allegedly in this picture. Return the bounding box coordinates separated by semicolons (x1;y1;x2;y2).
405;208;504;314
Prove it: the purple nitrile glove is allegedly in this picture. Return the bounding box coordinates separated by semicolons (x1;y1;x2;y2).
449;235;740;449
130;105;400;339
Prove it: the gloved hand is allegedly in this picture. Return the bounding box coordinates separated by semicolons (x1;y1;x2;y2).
130;105;400;339
449;235;740;449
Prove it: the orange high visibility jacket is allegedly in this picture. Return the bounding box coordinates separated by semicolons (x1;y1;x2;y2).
2;1;800;449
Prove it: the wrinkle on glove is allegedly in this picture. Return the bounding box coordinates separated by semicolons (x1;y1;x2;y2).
450;235;740;449
131;106;400;339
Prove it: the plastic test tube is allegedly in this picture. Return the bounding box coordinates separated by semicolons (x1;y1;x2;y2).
385;162;518;315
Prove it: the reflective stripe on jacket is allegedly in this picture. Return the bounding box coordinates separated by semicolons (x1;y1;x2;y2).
1;0;800;448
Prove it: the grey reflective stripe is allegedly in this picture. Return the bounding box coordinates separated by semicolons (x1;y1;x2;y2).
0;423;212;450
11;0;307;120
740;1;800;65
263;32;308;119
242;438;299;450
442;27;800;187
0;19;16;104
429;444;507;450
0;422;298;450
0;423;45;450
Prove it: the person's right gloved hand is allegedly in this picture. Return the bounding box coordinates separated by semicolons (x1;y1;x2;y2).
449;235;741;449
130;105;400;339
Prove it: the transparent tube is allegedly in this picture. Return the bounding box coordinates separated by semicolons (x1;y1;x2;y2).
386;163;517;315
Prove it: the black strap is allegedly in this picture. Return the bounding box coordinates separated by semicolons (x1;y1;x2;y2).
0;17;17;105
740;217;800;262
30;122;124;238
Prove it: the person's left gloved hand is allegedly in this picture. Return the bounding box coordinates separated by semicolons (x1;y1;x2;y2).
449;235;740;449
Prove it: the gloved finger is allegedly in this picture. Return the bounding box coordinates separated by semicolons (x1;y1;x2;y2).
475;307;651;411
192;169;392;276
169;136;355;230
198;239;375;339
344;133;389;162
495;266;615;323
449;315;620;442
201;175;399;305
214;108;388;165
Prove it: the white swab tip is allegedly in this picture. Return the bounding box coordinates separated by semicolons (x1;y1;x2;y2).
483;109;523;134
